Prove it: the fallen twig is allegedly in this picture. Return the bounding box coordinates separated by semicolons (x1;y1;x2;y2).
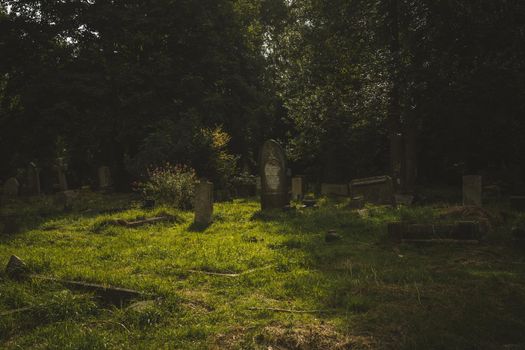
248;307;334;314
117;216;170;227
187;265;273;277
0;306;34;317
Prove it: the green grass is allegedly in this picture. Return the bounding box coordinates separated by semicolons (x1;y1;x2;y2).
1;193;525;349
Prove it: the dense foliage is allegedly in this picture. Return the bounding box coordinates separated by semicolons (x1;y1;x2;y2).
1;1;524;190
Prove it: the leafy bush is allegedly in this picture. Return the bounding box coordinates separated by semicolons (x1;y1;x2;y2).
137;164;196;209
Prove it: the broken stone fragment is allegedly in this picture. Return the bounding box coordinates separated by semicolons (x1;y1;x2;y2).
325;230;342;243
6;255;29;279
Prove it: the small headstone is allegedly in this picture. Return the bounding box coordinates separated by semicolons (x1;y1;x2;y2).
98;166;112;190
350;175;394;204
302;196;317;208
347;196;365;209
260;140;288;210
27;162;41;195
325;229;342;243
55;190;77;211
463;175;482;207
321;183;349;197
6;255;29;279
142;198;156;209
394;194;414;206
291;177;304;201
194;181;213;226
2;177;20;196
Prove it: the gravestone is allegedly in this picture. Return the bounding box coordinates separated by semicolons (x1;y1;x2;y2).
291;177;304;200
3;177;20;196
321;183;349;197
394;194;414;206
349;175;394;204
98;166;112;190
194;181;213;226
463;175;482;206
260;140;288;210
54;158;68;191
27;162;41;195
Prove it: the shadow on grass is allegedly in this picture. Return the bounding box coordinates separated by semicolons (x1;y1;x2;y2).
245;200;525;348
187;221;211;232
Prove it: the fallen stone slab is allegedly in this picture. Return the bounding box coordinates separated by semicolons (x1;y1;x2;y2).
31;276;148;305
388;221;481;242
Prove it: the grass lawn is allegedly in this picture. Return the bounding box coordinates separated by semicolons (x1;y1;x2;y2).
1;193;525;349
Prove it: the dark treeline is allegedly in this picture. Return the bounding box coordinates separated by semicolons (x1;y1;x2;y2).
1;0;525;191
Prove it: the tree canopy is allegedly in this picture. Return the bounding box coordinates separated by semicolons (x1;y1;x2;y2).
1;0;524;190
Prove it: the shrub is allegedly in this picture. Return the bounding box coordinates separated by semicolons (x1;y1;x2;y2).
138;164;196;209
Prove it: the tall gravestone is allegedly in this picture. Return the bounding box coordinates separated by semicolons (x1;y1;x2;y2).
194;181;213;226
260;140;288;210
98;166;112;190
27;162;41;195
291;177;304;200
54;158;68;191
463;175;482;206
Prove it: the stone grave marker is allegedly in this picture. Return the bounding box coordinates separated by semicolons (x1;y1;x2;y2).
349;175;394;205
54;158;68;191
291;177;304;200
194;181;213;226
260;140;288;210
321;183;349;197
98;166;112;190
463;175;482;206
27;162;41;195
3;177;20;196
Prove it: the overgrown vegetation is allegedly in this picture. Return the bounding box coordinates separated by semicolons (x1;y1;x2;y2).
137;164;196;210
1;194;525;349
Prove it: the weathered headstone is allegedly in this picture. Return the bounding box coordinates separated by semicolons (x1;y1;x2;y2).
350;176;394;204
27;162;41;195
194;181;213;226
394;194;414;206
321;183;349;197
3;177;20;196
54;158;68;191
291;177;304;200
463;175;482;206
56;190;77;211
260;140;288;210
98;166;112;190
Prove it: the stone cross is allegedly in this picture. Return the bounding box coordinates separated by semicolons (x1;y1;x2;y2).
194;181;213;226
291;177;303;200
463;175;482;206
260;140;288;210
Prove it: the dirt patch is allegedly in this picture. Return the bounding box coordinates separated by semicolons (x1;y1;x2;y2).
214;322;376;350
